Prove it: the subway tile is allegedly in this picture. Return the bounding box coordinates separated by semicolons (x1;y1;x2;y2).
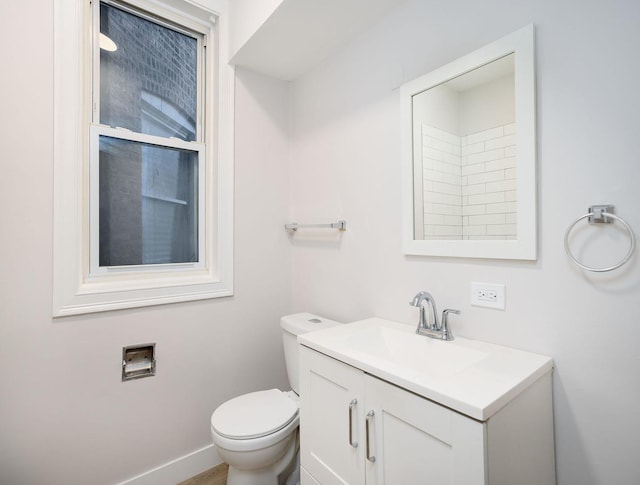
468;192;505;205
462;225;487;236
506;213;518;224
485;134;516;151
467;148;505;165
469;214;506;225
485;157;517;172
424;203;462;216
425;148;461;166
486;179;517;193
426;214;444;225
425;136;455;154
504;123;516;135
461;163;485;176
444;215;463;226
465;126;504;145
432;160;462;175
462;204;487;215
434;225;463;236
427;235;464;240
504;146;516;157
423;169;461;186
504;167;517;179
486;224;517;236
467;235;510;240
505;190;517;202
462;183;486;196
423;147;444;163
461;142;485;157
485;202;517;214
432;181;462;195
424;191;461;206
467;170;505;185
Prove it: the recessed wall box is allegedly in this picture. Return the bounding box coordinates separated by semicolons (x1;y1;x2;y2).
122;344;156;381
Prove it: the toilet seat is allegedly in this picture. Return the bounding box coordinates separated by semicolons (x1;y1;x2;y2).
211;389;298;440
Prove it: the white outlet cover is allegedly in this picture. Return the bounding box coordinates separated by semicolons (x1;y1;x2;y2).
471;282;506;310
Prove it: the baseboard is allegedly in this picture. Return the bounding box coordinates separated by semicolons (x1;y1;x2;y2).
116;444;222;485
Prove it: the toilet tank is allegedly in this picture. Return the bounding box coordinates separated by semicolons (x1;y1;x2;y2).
281;313;341;394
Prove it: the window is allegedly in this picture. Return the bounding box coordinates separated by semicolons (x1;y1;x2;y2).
91;1;204;272
93;130;201;268
53;0;234;316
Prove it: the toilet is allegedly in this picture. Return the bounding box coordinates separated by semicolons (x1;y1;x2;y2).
210;313;341;485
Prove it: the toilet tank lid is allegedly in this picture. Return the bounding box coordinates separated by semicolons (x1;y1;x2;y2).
280;313;342;335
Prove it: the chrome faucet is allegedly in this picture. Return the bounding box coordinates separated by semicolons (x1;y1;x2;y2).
410;291;438;333
410;291;460;341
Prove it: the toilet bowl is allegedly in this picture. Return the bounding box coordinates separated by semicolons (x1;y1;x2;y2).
210;313;341;485
210;389;299;484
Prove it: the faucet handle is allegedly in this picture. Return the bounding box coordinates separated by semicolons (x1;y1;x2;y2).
440;309;460;341
442;309;461;323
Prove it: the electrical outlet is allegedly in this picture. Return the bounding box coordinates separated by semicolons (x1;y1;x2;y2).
477;289;497;302
471;282;505;310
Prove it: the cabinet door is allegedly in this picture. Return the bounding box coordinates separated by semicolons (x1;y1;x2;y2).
365;376;487;485
299;346;366;485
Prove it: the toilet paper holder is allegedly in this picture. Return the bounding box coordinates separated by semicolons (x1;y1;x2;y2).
122;343;156;381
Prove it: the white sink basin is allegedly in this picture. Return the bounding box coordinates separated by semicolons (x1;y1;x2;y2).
298;317;553;420
347;325;488;379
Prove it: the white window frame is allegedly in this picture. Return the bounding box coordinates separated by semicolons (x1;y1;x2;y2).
53;0;234;316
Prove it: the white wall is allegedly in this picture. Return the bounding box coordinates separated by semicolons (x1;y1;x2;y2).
458;73;515;135
228;0;283;58
0;1;292;482
290;1;640;484
413;83;460;135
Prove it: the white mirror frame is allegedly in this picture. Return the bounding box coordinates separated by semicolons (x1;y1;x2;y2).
401;25;536;260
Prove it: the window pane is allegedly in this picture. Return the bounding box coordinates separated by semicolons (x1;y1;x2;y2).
99;136;198;267
100;2;198;141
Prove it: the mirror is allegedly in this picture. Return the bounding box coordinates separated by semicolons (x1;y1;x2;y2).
402;25;536;260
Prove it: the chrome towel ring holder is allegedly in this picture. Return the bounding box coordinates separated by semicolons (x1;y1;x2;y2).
564;205;636;272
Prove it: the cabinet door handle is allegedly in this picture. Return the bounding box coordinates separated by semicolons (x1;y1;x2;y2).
348;399;358;448
365;410;376;462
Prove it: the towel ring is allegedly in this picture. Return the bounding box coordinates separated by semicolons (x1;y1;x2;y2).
564;206;636;272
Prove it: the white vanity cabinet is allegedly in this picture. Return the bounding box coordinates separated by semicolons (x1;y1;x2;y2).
299;338;555;485
299;346;487;484
299;345;366;485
